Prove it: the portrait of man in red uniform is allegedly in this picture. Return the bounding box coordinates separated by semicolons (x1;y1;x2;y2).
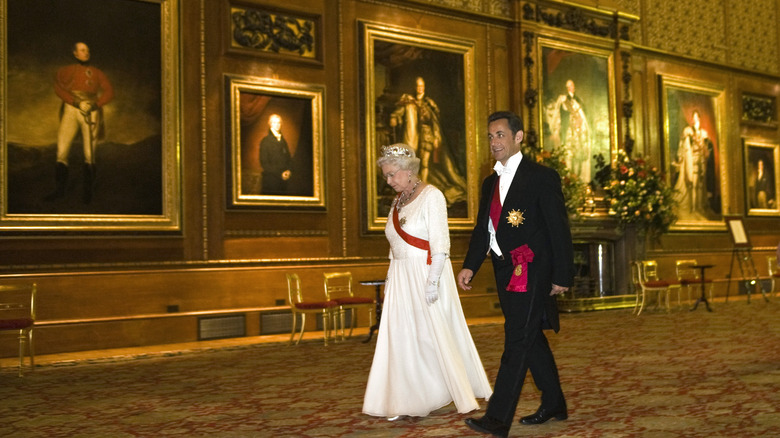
49;42;114;204
4;0;166;220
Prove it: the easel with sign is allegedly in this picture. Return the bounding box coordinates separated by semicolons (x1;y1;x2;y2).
724;216;769;303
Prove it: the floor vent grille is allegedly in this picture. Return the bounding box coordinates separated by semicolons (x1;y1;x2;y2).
198;314;246;340
260;310;353;335
260;311;295;335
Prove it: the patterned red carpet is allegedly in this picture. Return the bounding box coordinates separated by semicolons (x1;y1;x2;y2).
1;300;778;437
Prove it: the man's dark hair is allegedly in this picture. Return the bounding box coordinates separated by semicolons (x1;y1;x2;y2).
488;111;524;135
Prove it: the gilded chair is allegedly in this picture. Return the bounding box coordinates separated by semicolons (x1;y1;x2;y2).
633;261;673;315
323;272;374;339
630;261;643;314
286;273;338;346
768;256;779;297
0;283;36;376
676;259;713;304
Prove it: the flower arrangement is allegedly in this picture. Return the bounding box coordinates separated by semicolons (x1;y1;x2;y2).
522;145;587;218
593;149;677;238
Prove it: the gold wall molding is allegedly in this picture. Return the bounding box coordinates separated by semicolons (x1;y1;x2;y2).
0;256;386;275
338;0;348;256
615;0;640;16
395;0;511;17
200;0;209;260
224;229;328;237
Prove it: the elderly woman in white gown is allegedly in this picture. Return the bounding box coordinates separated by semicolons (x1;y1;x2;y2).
362;143;492;420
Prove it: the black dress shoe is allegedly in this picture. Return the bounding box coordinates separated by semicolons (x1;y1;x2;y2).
465;416;509;437
519;407;568;425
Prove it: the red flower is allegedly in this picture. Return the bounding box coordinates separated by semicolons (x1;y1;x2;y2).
620;165;628;174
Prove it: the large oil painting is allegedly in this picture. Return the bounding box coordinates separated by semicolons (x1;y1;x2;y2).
361;22;477;232
539;39;616;188
661;75;727;230
0;0;180;232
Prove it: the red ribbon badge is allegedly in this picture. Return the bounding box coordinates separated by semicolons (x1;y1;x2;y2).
507;244;534;292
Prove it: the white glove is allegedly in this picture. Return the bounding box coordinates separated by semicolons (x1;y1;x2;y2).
425;253;446;305
425;283;439;305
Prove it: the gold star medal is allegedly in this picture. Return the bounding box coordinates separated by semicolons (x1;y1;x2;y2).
507;209;525;227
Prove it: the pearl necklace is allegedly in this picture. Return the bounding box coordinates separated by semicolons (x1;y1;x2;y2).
397;179;421;210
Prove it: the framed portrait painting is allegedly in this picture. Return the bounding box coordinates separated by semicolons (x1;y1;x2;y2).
0;0;180;232
225;75;324;209
538;39;616;187
742;139;779;216
361;21;477;232
660;75;727;230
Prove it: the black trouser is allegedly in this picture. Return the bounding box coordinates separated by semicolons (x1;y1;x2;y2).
485;260;565;425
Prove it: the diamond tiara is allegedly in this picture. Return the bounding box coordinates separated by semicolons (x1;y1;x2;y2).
381;145;412;158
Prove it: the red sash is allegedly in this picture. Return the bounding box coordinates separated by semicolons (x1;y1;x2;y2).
392;200;432;265
507;245;534;292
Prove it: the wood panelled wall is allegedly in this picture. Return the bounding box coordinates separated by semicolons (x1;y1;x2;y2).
1;0;778;357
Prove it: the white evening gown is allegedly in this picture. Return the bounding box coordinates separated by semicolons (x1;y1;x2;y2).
362;185;492;418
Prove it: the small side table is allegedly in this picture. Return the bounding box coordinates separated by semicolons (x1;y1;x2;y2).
690;264;714;312
359;280;385;343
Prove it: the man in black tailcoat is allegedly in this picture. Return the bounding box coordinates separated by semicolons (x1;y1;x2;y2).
458;111;574;438
260;114;293;195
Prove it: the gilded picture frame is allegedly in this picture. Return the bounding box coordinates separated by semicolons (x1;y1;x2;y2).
225;75;325;209
538;38;617;187
660;75;728;231
0;0;181;232
361;21;477;232
742;139;779;216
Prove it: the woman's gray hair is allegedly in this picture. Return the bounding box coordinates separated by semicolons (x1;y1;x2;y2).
377;143;421;174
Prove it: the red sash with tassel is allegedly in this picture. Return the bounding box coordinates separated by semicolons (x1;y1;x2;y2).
507;244;534;292
392;200;432;265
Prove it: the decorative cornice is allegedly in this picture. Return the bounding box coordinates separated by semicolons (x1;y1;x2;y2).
741;93;777;125
522;1;635;41
229;5;316;58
